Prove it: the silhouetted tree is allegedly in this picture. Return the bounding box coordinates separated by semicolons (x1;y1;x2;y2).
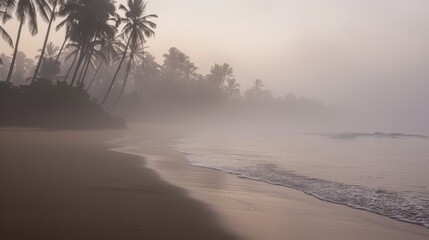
32;0;63;84
101;0;157;105
35;43;60;80
58;0;116;87
134;51;160;92
206;63;233;89
36;42;59;59
4;0;49;83
162;47;198;83
112;38;146;110
0;4;14;66
245;79;265;101
86;36;121;92
10;51;34;84
224;78;240;98
39;57;60;79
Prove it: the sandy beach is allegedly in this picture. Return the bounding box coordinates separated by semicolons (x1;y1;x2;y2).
1;124;429;240
0;128;237;240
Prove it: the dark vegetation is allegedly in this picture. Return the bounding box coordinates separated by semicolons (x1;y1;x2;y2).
0;80;125;128
0;0;328;128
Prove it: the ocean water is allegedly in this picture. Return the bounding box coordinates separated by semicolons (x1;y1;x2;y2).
171;132;429;228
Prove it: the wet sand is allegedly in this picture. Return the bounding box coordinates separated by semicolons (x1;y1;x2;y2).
117;123;429;240
0;128;237;240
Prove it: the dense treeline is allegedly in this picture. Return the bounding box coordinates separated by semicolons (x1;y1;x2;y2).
0;0;156;128
0;0;327;127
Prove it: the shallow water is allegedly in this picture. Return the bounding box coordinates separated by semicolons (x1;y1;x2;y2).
171;132;429;228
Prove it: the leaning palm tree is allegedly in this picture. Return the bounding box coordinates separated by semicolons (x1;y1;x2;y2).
57;0;116;87
86;36;121;92
77;18;117;86
31;0;64;84
101;0;157;105
61;41;80;82
55;19;74;62
111;38;146;110
4;0;49;83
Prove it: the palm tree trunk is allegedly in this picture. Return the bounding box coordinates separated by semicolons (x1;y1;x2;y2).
86;61;103;92
111;58;132;111
56;37;68;62
69;41;89;87
79;41;96;85
5;18;24;83
31;1;57;84
100;37;131;105
63;50;79;82
70;33;95;87
77;53;90;85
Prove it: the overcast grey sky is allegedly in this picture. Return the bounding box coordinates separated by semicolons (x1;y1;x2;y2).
2;0;429;133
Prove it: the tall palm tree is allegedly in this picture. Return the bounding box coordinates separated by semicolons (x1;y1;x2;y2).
31;0;63;84
111;38;146;110
101;0;157;105
57;0;116;87
77;17;117;86
4;0;49;83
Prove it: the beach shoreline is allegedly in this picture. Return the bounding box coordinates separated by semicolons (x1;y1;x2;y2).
1;123;429;240
114;123;429;240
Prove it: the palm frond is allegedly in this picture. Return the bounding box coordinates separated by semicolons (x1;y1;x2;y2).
0;25;13;48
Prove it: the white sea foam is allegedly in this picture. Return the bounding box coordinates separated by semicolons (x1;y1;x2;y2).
171;134;429;228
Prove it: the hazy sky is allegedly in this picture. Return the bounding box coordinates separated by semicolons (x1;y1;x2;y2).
2;0;429;133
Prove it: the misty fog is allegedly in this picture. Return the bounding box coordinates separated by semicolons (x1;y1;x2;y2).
1;0;429;134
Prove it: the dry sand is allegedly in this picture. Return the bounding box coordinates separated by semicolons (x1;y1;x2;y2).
1;124;429;240
0;128;237;240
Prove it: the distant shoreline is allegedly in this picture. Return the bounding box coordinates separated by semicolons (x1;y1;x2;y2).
320;132;428;139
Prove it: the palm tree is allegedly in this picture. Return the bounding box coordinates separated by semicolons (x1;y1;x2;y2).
162;47;197;82
77;19;117;86
57;0;116;87
253;78;264;91
60;42;83;83
224;78;241;98
86;36;121;92
207;63;234;88
0;5;13;47
0;5;13;67
55;20;74;62
101;0;157;105
31;0;63;84
245;79;265;101
35;42;59;59
111;38;146;110
4;0;49;83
